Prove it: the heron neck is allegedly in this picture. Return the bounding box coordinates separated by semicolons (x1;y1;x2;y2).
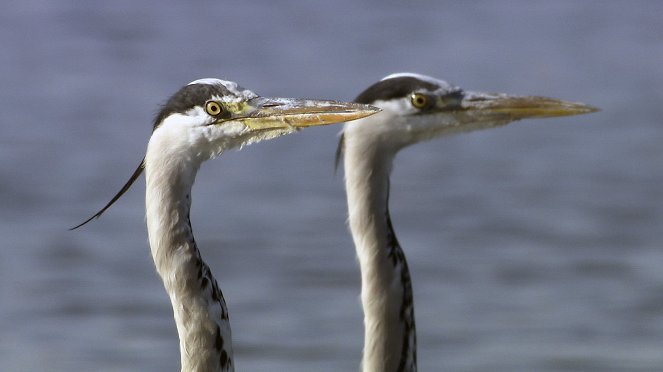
145;146;234;372
344;142;417;372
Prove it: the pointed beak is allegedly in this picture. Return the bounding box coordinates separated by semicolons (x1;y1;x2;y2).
237;97;380;131
460;91;599;120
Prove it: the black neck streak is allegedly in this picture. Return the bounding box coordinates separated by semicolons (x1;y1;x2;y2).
186;207;232;370
385;181;417;372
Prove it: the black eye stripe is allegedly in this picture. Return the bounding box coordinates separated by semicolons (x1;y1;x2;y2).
152;83;237;131
354;76;440;104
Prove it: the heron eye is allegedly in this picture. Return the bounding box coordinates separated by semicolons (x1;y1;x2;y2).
410;93;428;109
205;101;223;116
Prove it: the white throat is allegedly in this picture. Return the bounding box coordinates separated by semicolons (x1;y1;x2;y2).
144;125;235;372
343;123;417;372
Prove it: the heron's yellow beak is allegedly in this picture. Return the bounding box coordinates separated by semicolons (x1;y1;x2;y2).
235;97;380;131
461;92;598;120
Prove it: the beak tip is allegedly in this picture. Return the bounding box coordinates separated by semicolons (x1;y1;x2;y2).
349;103;382;120
367;105;382;114
566;102;600;116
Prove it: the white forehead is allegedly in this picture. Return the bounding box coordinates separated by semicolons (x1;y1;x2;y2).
382;72;457;91
187;78;258;101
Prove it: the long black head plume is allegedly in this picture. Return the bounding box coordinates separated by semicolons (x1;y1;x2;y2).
69;82;212;230
69;159;144;230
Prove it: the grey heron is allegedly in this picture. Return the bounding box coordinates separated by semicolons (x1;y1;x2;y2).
336;72;598;372
72;78;379;372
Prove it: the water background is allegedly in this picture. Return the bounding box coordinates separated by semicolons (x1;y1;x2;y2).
1;1;662;371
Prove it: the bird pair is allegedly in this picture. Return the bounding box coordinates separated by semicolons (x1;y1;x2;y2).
74;73;597;372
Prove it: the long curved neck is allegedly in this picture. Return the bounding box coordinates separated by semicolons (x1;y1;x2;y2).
344;140;417;372
145;145;234;372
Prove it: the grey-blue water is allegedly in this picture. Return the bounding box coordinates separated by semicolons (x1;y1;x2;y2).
2;1;662;371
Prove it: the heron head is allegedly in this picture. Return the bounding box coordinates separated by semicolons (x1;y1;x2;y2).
151;78;379;162
71;78;379;229
339;73;598;156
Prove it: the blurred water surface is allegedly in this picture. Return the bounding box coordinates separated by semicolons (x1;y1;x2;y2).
1;1;662;371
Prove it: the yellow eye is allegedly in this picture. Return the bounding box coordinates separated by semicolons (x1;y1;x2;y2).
205;101;223;116
411;93;428;109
